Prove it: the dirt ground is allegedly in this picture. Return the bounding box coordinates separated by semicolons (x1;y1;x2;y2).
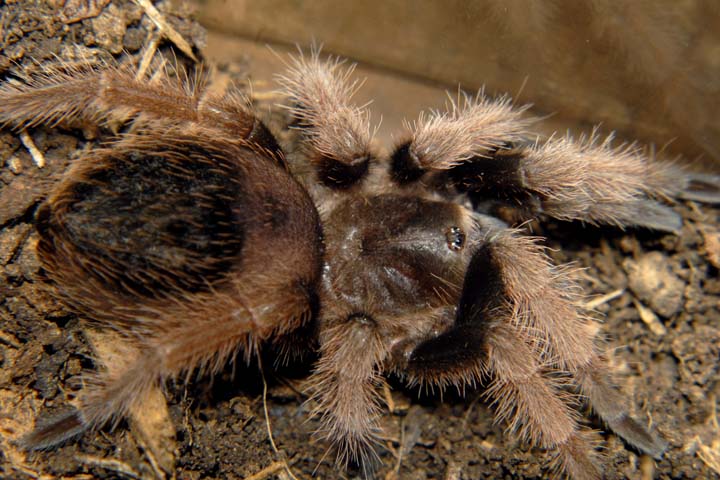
1;2;719;480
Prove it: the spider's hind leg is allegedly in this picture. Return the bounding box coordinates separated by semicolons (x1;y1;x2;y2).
0;62;283;157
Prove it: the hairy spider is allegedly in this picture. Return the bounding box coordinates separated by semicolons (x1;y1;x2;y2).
1;52;718;479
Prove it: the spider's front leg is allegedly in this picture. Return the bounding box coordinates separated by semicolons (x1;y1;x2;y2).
308;313;388;476
397;222;666;480
391;94;720;230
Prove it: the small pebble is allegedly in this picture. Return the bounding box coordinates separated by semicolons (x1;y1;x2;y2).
624;251;684;318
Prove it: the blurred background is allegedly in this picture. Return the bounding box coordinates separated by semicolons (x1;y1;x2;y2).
192;0;720;168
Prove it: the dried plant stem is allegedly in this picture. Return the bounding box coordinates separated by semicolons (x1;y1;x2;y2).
260;363;299;480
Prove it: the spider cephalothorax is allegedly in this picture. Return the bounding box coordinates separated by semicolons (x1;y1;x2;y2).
1;52;718;479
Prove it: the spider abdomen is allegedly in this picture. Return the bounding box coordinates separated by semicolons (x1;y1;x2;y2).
39;152;246;297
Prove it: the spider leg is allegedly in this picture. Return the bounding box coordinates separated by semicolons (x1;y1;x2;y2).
22;289;314;449
392;93;719;230
404;244;600;479
400;312;602;479
276;49;378;189
399;228;665;479
486;322;602;480
307;314;388;477
0;62;282;155
402;327;604;480
489;231;667;458
391;91;532;184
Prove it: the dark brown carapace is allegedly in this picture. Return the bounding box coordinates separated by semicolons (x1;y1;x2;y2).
1;52;719;479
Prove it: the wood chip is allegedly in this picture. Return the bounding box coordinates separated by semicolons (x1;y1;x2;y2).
624;252;684;318
444;461;463;480
6;156;22;174
633;299;667;336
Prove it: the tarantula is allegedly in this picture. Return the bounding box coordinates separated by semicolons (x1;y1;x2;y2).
1;52;718;479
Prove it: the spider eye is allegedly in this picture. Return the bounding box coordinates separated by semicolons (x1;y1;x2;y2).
445;226;466;251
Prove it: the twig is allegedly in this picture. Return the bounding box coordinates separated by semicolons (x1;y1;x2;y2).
19;130;45;168
583;288;624;310
132;0;197;62
392;418;405;474
136;30;162;81
141;442;167;480
382;383;396;413
76;454;142;479
244;461;286;480
461;392;483;431
260;362;299;480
